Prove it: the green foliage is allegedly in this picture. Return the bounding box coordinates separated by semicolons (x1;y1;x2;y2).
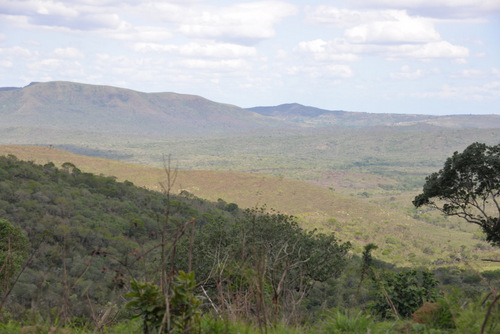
319;309;374;333
125;271;202;334
373;270;439;319
0;321;21;334
423;299;456;330
2;155;500;333
125;281;165;333
190;207;352;323
0;218;28;294
0;155;236;322
414;142;500;247
169;271;203;333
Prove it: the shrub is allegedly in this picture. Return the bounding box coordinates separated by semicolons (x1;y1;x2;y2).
372;270;439;319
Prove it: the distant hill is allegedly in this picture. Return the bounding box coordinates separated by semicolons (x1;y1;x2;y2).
0;81;289;136
247;103;500;128
2;82;500;141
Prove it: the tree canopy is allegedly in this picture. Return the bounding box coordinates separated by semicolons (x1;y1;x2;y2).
0;155;352;326
413;142;500;246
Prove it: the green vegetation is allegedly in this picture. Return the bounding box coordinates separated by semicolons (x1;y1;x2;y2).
0;155;499;333
414;142;500;247
1;145;498;270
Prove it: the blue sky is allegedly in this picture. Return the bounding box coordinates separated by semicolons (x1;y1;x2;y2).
1;0;499;115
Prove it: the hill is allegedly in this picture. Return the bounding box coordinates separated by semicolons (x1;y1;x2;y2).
1;145;497;268
0;81;288;136
0;154;248;325
2;82;500;141
247;103;500;128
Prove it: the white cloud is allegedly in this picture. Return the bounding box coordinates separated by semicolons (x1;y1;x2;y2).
0;0;124;30
287;64;353;79
50;47;84;59
176;1;298;44
344;11;440;44
1;1;296;45
450;69;486;79
307;7;442;44
348;0;500;19
306;6;374;27
26;58;86;79
134;42;257;58
387;41;469;59
413;81;500;100
302;7;468;61
104;24;172;42
390;65;423;79
296;39;360;62
175;58;251;71
0;60;13;68
0;46;33;58
296;38;468;61
450;68;500;79
453;58;468;64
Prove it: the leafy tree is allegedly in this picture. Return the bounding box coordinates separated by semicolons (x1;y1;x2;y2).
413;142;500;246
373;270;439;318
191;207;351;325
125;271;202;333
0;219;28;292
0;218;29;316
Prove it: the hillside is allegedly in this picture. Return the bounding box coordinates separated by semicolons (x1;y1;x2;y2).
1;145;497;268
247;103;500;128
0;154;248;326
2;82;500;141
247;103;433;127
0;81;288;136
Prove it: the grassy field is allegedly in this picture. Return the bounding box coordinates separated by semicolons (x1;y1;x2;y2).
1;144;498;270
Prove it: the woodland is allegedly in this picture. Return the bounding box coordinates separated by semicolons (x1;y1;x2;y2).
0;153;499;334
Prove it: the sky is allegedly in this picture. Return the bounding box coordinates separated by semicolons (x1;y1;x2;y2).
1;0;499;115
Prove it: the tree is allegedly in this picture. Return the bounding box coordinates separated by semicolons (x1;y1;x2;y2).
413;142;500;246
192;207;351;326
0;218;29;316
0;219;28;292
372;270;439;318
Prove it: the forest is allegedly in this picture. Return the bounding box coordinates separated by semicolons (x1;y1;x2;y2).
1;154;500;333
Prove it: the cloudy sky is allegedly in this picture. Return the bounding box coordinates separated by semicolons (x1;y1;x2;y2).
1;0;499;114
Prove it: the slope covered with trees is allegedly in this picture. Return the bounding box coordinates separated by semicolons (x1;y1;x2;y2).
1;155;500;333
0;155;352;330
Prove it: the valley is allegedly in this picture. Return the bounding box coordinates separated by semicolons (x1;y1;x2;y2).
1;81;500;333
2;82;500;268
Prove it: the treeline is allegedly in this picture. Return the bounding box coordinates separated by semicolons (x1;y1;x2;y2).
1;155;499;333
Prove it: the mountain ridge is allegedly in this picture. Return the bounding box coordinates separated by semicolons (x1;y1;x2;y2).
247;103;500;128
2;81;500;138
0;81;291;136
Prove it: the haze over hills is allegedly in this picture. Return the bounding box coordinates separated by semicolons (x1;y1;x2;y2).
2;81;500;139
247;103;500;128
0;81;289;136
1;80;499;195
